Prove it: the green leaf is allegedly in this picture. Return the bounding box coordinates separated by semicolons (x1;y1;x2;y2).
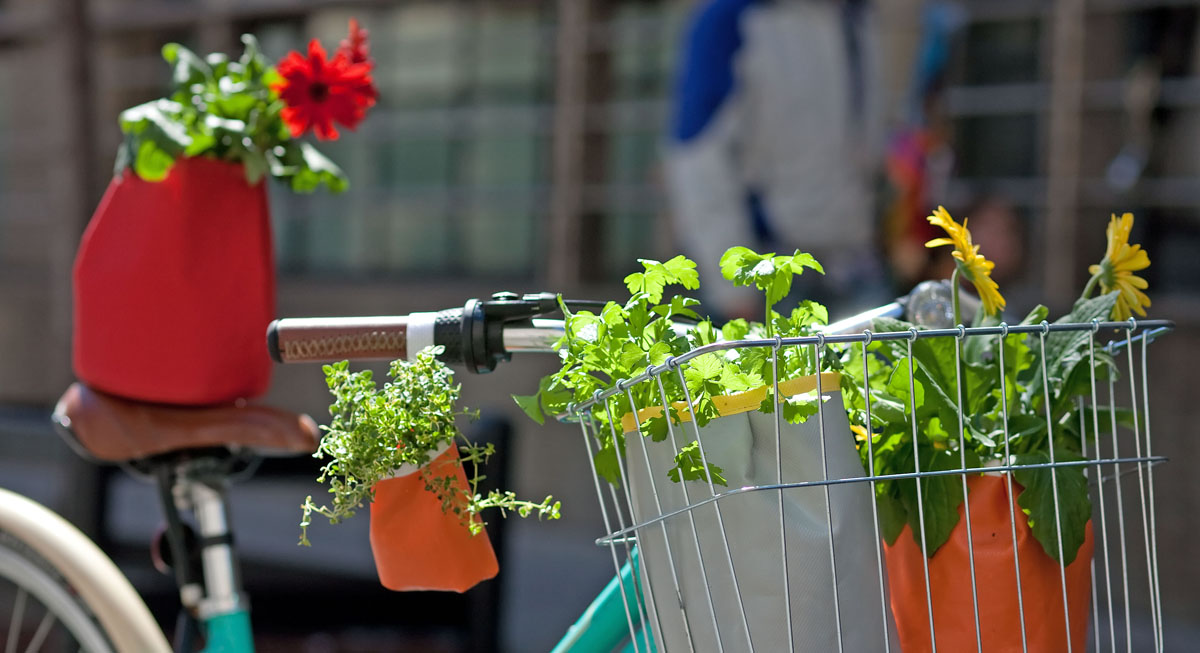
789;300;829;329
287;142;348;193
781;394;820;424
661;255;700;290
668;440;727;486
647;341;672;367
1013;452;1091;565
886;359;925;409
639;414;669;441
133;140;175;181
623;272;647;298
898;447;963;556
1020;304;1051;326
512;393;544;425
719;246;759;282
685;353;723;383
719;364;763;393
242;149;268;185
619;342;648;372
162;43;211;88
789;251;824;275
594;439;623;486
120;99;192;148
877;484;909;545
1033;292;1119;392
652;295;701;321
184;132;216;157
238;34;266;77
721;318;750;341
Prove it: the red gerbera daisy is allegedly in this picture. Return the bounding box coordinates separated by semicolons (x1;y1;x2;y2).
272;39;377;141
337;19;371;66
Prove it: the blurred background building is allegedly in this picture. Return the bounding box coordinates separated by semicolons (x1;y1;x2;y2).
0;0;1199;651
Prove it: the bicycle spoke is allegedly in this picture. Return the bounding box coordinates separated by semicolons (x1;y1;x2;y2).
24;609;55;653
7;587;26;653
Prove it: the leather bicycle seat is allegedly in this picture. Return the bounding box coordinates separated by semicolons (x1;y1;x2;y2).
53;383;319;464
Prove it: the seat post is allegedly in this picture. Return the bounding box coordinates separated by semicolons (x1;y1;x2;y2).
188;478;245;619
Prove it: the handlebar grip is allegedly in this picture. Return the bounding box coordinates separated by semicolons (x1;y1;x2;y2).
267;309;466;364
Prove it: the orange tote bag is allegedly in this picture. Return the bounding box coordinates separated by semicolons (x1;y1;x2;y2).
369;445;499;592
884;474;1094;652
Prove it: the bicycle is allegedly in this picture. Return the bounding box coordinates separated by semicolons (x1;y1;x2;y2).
267;286;1173;652
0;285;1171;652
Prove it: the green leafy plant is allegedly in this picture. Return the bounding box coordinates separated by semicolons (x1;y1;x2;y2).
116;22;377;192
300;347;560;546
514;248;837;488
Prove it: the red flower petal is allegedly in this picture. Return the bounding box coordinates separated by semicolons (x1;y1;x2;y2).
337;19;371;66
273;36;378;141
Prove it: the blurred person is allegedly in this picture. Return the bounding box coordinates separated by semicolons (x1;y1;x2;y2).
664;0;888;320
882;2;964;290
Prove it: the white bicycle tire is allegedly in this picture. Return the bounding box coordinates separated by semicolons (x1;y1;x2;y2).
0;487;170;653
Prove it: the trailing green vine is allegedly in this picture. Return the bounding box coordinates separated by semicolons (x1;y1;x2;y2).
300;347;559;546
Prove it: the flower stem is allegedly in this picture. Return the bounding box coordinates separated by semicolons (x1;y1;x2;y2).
1080;272;1101;301
950;266;971;431
951;266;963;327
765;295;773;339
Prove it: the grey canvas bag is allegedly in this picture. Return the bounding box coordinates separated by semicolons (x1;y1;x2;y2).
619;372;899;652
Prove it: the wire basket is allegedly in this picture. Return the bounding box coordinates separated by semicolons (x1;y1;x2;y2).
567;319;1172;653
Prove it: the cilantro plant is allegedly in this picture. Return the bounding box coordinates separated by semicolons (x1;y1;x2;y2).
841;292;1125;564
514;248;838;489
300;347;560;545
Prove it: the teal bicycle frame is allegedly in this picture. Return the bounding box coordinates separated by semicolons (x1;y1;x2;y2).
202;610;254;653
553;548;655;653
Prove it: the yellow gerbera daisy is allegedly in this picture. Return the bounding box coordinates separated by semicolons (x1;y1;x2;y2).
850;423;870;443
1088;213;1151;321
925;206;1006;316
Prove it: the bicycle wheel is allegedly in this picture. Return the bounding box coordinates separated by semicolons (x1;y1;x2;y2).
0;529;114;652
0;488;169;653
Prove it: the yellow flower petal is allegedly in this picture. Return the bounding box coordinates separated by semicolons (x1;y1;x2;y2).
927;207;1006;316
1093;213;1151;320
850;424;869;443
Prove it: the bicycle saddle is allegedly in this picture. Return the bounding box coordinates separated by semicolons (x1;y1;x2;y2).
52;383;319;463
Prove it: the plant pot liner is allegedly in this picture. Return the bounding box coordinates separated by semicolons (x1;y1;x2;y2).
72;157;274;405
884;474;1095;652
621;373;899;652
369;444;499;592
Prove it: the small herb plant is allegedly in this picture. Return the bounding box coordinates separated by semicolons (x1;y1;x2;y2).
300;347;560;546
514;248;837;487
841;209;1150;564
117;21;378;192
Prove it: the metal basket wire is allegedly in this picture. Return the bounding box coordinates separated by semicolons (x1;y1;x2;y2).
567;319;1173;653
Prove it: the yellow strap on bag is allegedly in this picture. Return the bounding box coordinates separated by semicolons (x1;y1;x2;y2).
619;371;842;433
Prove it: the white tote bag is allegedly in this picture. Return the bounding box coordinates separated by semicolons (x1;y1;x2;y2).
620;372;898;652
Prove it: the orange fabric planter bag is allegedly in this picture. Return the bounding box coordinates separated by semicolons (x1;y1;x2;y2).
369;445;499;592
73;157;274;405
884;474;1094;652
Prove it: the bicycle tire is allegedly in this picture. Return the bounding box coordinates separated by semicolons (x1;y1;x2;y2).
0;487;170;653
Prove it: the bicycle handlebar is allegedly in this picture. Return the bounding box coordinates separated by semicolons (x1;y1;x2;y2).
268;292;565;373
267;281;973;373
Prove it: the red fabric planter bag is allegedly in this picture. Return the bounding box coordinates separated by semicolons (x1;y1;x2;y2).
884;474;1094;652
72;157;274;405
369;445;499;592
